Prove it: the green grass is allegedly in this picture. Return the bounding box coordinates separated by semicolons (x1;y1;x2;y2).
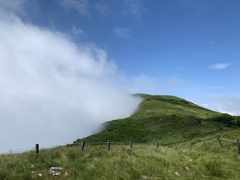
1;138;240;179
76;94;240;144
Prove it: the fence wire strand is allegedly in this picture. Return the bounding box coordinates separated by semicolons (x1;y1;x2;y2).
1;137;240;155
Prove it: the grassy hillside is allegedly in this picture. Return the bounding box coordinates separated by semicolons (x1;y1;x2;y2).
75;94;240;144
1;94;240;179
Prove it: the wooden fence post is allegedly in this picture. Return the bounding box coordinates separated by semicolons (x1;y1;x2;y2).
156;141;159;150
81;140;85;151
202;140;206;148
217;136;223;147
188;141;192;150
107;140;111;151
129;141;132;150
237;139;240;155
35;144;39;155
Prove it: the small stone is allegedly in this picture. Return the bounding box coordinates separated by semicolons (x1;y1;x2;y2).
52;171;61;176
49;166;63;176
175;172;180;176
50;167;63;171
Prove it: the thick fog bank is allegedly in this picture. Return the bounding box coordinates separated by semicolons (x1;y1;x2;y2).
0;14;142;151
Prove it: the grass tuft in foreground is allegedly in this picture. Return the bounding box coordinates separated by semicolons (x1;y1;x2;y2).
1;139;240;179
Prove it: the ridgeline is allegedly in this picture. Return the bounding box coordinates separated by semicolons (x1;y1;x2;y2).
75;94;240;144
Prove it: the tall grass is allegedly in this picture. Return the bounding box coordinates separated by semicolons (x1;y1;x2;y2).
1;139;240;179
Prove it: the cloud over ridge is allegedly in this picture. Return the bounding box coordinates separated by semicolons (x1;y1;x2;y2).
0;13;142;151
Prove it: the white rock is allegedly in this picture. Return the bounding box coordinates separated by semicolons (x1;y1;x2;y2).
175;172;180;176
50;167;63;171
51;171;61;176
49;166;64;176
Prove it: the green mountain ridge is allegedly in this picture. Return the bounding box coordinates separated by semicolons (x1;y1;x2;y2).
75;94;240;144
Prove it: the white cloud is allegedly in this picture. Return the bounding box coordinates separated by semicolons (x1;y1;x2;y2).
0;0;39;18
203;96;240;116
71;26;84;36
114;27;132;38
123;0;146;20
0;0;25;14
0;13;142;151
95;3;111;17
208;63;230;70
122;74;161;95
59;0;89;16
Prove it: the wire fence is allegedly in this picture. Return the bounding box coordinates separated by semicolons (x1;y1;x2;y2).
1;137;240;155
0;145;61;155
0;147;34;155
72;137;240;154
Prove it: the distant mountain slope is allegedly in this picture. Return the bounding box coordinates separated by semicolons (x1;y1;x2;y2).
75;94;240;144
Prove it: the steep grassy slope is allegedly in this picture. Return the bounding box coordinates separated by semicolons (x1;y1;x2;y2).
76;94;240;144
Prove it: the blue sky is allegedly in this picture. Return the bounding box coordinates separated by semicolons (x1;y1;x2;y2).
28;0;240;108
0;0;240;150
2;0;240;109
